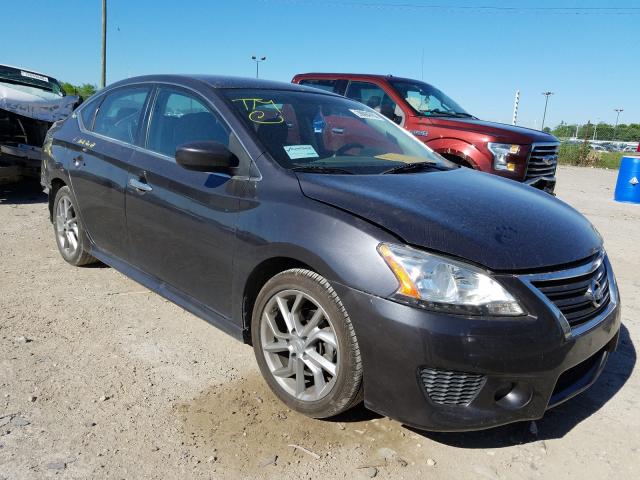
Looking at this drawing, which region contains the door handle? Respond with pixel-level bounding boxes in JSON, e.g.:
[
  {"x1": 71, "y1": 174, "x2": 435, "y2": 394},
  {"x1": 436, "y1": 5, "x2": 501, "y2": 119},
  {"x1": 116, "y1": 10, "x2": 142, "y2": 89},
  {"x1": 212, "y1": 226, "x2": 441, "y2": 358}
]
[
  {"x1": 73, "y1": 155, "x2": 84, "y2": 167},
  {"x1": 129, "y1": 177, "x2": 153, "y2": 193}
]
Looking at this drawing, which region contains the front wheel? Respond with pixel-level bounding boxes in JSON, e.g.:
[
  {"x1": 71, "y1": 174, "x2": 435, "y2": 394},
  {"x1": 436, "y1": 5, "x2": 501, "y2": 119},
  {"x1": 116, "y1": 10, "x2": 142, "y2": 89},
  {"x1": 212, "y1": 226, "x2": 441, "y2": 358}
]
[{"x1": 251, "y1": 269, "x2": 363, "y2": 418}]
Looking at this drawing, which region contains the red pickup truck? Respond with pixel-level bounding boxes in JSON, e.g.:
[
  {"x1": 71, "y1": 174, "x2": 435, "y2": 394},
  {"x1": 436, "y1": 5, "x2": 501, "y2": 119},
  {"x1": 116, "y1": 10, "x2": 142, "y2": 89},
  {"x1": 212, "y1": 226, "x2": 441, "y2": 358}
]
[{"x1": 292, "y1": 73, "x2": 559, "y2": 193}]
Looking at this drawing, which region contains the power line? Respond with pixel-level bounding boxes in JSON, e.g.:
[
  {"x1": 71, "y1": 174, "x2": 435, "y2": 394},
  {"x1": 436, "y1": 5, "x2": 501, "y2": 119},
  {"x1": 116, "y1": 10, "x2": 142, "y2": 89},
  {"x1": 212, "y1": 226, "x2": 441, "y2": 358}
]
[{"x1": 263, "y1": 0, "x2": 640, "y2": 15}]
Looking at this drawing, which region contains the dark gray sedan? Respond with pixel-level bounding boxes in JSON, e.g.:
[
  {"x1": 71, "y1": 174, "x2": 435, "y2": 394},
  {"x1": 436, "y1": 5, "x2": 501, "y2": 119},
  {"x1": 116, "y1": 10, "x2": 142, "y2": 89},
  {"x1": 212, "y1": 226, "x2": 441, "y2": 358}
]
[{"x1": 41, "y1": 75, "x2": 621, "y2": 431}]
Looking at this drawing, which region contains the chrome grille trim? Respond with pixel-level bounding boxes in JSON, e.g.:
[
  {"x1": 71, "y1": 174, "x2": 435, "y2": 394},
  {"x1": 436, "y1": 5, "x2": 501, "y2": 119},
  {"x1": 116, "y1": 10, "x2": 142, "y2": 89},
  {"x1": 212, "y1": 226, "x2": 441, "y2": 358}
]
[
  {"x1": 519, "y1": 252, "x2": 619, "y2": 339},
  {"x1": 525, "y1": 142, "x2": 560, "y2": 181}
]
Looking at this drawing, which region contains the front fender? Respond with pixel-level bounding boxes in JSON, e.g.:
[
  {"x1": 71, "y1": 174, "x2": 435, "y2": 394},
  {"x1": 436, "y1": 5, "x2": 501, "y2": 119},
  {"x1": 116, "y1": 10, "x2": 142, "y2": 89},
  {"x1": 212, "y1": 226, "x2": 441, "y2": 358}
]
[
  {"x1": 232, "y1": 193, "x2": 402, "y2": 326},
  {"x1": 426, "y1": 138, "x2": 491, "y2": 170}
]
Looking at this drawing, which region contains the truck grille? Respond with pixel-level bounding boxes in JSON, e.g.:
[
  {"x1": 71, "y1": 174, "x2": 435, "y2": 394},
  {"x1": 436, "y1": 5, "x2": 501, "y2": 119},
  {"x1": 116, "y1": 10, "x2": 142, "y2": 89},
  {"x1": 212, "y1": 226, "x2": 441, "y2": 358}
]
[
  {"x1": 526, "y1": 143, "x2": 559, "y2": 181},
  {"x1": 532, "y1": 260, "x2": 610, "y2": 328},
  {"x1": 420, "y1": 368, "x2": 485, "y2": 406}
]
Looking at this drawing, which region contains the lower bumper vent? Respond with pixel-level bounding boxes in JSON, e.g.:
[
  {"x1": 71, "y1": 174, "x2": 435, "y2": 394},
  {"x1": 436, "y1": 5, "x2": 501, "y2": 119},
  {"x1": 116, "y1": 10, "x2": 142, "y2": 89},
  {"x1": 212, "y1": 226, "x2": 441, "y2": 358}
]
[{"x1": 420, "y1": 368, "x2": 485, "y2": 406}]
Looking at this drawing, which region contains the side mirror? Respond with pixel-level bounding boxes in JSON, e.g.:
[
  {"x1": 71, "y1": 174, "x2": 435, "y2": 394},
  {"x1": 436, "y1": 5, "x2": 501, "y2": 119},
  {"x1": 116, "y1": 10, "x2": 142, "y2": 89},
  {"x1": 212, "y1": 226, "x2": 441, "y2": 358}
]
[{"x1": 175, "y1": 141, "x2": 238, "y2": 173}]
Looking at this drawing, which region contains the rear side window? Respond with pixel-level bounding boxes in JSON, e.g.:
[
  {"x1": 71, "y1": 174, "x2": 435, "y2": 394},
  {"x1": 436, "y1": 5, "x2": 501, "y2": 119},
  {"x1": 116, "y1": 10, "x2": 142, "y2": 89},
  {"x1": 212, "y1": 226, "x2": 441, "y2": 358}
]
[
  {"x1": 147, "y1": 88, "x2": 230, "y2": 158},
  {"x1": 298, "y1": 79, "x2": 338, "y2": 93},
  {"x1": 345, "y1": 81, "x2": 404, "y2": 125},
  {"x1": 79, "y1": 96, "x2": 102, "y2": 130},
  {"x1": 93, "y1": 87, "x2": 150, "y2": 144}
]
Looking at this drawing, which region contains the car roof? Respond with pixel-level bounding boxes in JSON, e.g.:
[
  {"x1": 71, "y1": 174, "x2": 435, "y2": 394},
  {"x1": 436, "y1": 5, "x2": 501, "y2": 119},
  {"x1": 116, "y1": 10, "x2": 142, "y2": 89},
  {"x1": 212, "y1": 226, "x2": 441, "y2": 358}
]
[
  {"x1": 293, "y1": 73, "x2": 419, "y2": 83},
  {"x1": 0, "y1": 64, "x2": 61, "y2": 82},
  {"x1": 108, "y1": 74, "x2": 339, "y2": 94}
]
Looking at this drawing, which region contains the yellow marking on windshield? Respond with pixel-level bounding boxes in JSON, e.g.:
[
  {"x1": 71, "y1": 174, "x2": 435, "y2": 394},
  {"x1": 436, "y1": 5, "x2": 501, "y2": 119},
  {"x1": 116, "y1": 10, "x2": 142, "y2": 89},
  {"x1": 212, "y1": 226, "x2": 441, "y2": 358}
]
[
  {"x1": 232, "y1": 98, "x2": 285, "y2": 124},
  {"x1": 375, "y1": 153, "x2": 423, "y2": 163}
]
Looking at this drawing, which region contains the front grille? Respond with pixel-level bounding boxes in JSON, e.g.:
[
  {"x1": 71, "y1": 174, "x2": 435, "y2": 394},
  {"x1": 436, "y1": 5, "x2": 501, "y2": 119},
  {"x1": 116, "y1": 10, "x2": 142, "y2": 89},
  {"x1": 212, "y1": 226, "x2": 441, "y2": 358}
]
[
  {"x1": 532, "y1": 261, "x2": 611, "y2": 328},
  {"x1": 526, "y1": 143, "x2": 559, "y2": 181},
  {"x1": 420, "y1": 368, "x2": 485, "y2": 406}
]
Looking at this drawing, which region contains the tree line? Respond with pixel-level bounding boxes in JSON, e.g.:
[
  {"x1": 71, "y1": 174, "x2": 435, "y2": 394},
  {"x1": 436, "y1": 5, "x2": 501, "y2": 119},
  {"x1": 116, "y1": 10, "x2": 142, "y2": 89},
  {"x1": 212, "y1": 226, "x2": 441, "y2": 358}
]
[
  {"x1": 61, "y1": 82, "x2": 97, "y2": 99},
  {"x1": 548, "y1": 121, "x2": 640, "y2": 142}
]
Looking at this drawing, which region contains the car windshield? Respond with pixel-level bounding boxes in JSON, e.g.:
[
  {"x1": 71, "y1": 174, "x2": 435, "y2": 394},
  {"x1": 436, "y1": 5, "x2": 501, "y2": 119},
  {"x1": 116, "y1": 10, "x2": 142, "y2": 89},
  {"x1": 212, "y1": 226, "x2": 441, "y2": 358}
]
[
  {"x1": 388, "y1": 79, "x2": 471, "y2": 118},
  {"x1": 0, "y1": 65, "x2": 64, "y2": 97},
  {"x1": 223, "y1": 89, "x2": 452, "y2": 174}
]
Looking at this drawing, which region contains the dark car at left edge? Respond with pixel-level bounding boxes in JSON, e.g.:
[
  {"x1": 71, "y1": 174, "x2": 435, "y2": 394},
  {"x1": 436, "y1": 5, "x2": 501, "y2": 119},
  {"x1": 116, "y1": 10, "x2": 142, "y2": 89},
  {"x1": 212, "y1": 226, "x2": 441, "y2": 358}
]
[{"x1": 41, "y1": 75, "x2": 621, "y2": 432}]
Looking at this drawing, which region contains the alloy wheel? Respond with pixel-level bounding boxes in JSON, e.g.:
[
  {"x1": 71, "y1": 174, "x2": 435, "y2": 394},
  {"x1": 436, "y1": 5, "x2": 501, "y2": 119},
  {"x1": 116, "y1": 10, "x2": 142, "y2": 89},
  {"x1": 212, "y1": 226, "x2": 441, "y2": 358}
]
[
  {"x1": 260, "y1": 289, "x2": 339, "y2": 402},
  {"x1": 56, "y1": 196, "x2": 79, "y2": 257}
]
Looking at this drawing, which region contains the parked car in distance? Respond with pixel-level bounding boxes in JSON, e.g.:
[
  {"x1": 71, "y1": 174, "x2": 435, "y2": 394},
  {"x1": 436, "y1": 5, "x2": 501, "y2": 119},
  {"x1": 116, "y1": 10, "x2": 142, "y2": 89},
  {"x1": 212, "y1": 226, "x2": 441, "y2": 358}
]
[
  {"x1": 42, "y1": 75, "x2": 620, "y2": 432},
  {"x1": 292, "y1": 73, "x2": 560, "y2": 193},
  {"x1": 0, "y1": 64, "x2": 80, "y2": 182}
]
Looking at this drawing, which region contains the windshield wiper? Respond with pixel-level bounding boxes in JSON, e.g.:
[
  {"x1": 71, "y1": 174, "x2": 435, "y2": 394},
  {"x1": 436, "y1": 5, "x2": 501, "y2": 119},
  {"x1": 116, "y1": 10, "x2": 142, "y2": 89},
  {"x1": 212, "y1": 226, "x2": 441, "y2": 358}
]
[
  {"x1": 291, "y1": 165, "x2": 354, "y2": 175},
  {"x1": 381, "y1": 161, "x2": 441, "y2": 174},
  {"x1": 419, "y1": 108, "x2": 454, "y2": 116}
]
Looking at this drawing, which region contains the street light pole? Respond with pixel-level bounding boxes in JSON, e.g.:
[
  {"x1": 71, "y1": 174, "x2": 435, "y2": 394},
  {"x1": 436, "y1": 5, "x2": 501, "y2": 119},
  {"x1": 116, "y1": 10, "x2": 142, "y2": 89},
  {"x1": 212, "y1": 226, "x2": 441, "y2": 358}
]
[
  {"x1": 101, "y1": 0, "x2": 107, "y2": 88},
  {"x1": 541, "y1": 91, "x2": 554, "y2": 131},
  {"x1": 251, "y1": 55, "x2": 267, "y2": 79},
  {"x1": 614, "y1": 108, "x2": 624, "y2": 141}
]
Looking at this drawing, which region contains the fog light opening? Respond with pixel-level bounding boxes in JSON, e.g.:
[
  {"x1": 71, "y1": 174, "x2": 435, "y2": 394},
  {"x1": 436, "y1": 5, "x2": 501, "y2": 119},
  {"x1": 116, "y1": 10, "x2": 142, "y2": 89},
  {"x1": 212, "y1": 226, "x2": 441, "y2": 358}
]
[{"x1": 494, "y1": 382, "x2": 533, "y2": 410}]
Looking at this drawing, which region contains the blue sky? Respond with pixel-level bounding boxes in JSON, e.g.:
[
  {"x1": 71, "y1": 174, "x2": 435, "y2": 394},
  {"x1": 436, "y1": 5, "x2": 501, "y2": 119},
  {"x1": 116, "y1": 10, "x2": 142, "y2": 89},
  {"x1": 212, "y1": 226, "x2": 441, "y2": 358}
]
[{"x1": 1, "y1": 0, "x2": 638, "y2": 129}]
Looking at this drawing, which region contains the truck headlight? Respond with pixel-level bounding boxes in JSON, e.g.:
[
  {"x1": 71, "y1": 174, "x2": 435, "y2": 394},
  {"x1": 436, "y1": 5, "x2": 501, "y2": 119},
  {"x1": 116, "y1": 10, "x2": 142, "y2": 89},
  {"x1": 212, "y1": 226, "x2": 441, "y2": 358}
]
[
  {"x1": 378, "y1": 243, "x2": 524, "y2": 316},
  {"x1": 488, "y1": 142, "x2": 520, "y2": 172}
]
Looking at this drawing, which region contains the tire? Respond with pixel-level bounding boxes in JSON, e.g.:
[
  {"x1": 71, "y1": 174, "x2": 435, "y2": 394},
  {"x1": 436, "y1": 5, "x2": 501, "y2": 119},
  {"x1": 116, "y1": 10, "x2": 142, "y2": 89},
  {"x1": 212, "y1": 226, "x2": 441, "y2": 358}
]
[
  {"x1": 52, "y1": 186, "x2": 97, "y2": 267},
  {"x1": 251, "y1": 268, "x2": 363, "y2": 418}
]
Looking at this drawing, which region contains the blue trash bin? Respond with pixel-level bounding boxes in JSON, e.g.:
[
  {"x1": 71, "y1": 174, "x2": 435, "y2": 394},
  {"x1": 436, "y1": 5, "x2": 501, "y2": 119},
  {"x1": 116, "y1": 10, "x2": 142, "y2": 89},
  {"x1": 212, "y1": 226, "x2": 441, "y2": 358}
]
[{"x1": 614, "y1": 156, "x2": 640, "y2": 204}]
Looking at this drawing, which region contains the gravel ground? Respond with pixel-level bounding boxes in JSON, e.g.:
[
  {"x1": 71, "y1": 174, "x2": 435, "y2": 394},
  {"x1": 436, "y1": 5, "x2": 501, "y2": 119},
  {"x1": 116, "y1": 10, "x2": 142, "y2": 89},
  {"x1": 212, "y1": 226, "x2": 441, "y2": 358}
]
[{"x1": 1, "y1": 166, "x2": 638, "y2": 479}]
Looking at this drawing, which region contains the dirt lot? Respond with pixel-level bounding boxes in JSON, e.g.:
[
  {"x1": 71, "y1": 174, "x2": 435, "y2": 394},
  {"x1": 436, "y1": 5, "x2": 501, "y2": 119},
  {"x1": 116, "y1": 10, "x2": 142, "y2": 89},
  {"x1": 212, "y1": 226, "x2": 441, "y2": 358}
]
[{"x1": 1, "y1": 166, "x2": 639, "y2": 479}]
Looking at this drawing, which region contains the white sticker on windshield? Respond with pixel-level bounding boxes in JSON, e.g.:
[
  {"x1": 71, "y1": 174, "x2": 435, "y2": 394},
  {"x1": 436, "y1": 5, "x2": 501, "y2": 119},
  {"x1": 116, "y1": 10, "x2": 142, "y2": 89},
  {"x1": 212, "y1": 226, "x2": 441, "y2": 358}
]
[
  {"x1": 20, "y1": 71, "x2": 49, "y2": 82},
  {"x1": 284, "y1": 145, "x2": 319, "y2": 160},
  {"x1": 349, "y1": 109, "x2": 384, "y2": 121}
]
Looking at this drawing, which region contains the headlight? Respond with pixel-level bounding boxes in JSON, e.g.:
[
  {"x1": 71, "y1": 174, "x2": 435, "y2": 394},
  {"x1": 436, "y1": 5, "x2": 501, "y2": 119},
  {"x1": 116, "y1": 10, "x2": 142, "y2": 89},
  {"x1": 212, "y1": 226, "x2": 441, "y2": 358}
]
[
  {"x1": 487, "y1": 142, "x2": 520, "y2": 172},
  {"x1": 378, "y1": 243, "x2": 524, "y2": 316}
]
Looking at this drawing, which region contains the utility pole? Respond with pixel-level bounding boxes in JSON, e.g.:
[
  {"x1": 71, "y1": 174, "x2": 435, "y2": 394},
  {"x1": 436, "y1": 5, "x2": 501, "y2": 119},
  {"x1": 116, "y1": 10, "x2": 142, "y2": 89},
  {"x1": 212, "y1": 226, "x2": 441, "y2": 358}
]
[
  {"x1": 614, "y1": 108, "x2": 624, "y2": 140},
  {"x1": 251, "y1": 55, "x2": 266, "y2": 79},
  {"x1": 101, "y1": 0, "x2": 107, "y2": 88},
  {"x1": 512, "y1": 89, "x2": 520, "y2": 125},
  {"x1": 541, "y1": 91, "x2": 553, "y2": 131}
]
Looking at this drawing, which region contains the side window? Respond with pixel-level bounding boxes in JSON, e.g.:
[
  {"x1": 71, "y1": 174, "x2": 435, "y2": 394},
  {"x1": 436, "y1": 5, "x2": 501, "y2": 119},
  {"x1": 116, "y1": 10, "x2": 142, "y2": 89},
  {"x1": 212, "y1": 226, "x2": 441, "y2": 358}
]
[
  {"x1": 345, "y1": 81, "x2": 404, "y2": 125},
  {"x1": 93, "y1": 87, "x2": 149, "y2": 143},
  {"x1": 79, "y1": 96, "x2": 102, "y2": 131},
  {"x1": 298, "y1": 79, "x2": 338, "y2": 93},
  {"x1": 147, "y1": 88, "x2": 230, "y2": 158}
]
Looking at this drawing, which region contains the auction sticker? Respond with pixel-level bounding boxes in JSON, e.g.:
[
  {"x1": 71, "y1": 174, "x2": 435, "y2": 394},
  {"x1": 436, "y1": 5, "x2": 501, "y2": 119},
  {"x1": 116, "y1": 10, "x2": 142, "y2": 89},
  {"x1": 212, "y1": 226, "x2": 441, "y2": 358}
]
[
  {"x1": 349, "y1": 109, "x2": 383, "y2": 120},
  {"x1": 21, "y1": 71, "x2": 49, "y2": 82},
  {"x1": 284, "y1": 145, "x2": 319, "y2": 160}
]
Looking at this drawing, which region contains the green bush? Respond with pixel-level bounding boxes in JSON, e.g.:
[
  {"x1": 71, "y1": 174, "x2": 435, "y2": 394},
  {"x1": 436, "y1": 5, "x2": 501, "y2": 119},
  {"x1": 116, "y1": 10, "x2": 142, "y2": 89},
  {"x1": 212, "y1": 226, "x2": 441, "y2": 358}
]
[{"x1": 557, "y1": 144, "x2": 626, "y2": 169}]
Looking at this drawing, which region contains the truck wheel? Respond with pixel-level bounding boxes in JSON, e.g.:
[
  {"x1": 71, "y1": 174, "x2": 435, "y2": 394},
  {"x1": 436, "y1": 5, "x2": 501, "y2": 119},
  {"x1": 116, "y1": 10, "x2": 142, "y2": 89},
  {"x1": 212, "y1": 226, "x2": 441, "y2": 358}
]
[
  {"x1": 53, "y1": 186, "x2": 97, "y2": 266},
  {"x1": 252, "y1": 269, "x2": 363, "y2": 418}
]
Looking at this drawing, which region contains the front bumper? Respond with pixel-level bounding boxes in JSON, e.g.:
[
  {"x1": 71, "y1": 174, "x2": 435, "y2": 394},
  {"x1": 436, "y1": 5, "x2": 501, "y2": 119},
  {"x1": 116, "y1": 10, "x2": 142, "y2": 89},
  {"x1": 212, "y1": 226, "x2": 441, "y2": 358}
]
[
  {"x1": 333, "y1": 258, "x2": 621, "y2": 432},
  {"x1": 525, "y1": 175, "x2": 556, "y2": 194}
]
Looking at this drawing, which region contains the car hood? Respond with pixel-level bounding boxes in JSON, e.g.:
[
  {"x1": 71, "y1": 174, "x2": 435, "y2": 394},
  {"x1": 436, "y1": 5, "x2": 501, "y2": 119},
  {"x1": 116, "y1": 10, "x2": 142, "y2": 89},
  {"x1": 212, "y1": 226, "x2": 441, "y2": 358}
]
[
  {"x1": 422, "y1": 117, "x2": 557, "y2": 144},
  {"x1": 297, "y1": 168, "x2": 601, "y2": 271}
]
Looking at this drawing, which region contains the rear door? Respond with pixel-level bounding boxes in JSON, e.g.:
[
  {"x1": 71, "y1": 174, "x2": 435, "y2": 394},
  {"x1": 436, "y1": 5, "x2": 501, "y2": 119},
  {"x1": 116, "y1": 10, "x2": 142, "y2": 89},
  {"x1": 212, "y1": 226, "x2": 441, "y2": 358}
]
[
  {"x1": 125, "y1": 85, "x2": 244, "y2": 318},
  {"x1": 69, "y1": 85, "x2": 151, "y2": 260}
]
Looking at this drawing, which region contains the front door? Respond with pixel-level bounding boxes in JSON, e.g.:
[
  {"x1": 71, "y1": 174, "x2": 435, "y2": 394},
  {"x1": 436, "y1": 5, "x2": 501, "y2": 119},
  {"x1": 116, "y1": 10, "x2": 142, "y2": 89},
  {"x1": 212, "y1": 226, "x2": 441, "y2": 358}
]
[
  {"x1": 68, "y1": 85, "x2": 151, "y2": 260},
  {"x1": 125, "y1": 86, "x2": 243, "y2": 318}
]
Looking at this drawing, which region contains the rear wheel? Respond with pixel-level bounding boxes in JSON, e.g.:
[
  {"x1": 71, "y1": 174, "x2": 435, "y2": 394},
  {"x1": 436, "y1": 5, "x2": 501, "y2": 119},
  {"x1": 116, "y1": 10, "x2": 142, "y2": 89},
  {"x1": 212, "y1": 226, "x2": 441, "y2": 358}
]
[
  {"x1": 53, "y1": 186, "x2": 97, "y2": 266},
  {"x1": 251, "y1": 269, "x2": 363, "y2": 418}
]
